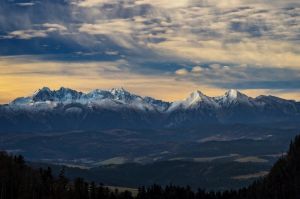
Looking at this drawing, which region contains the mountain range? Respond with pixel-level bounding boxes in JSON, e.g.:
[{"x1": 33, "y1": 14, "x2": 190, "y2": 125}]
[{"x1": 0, "y1": 87, "x2": 299, "y2": 132}]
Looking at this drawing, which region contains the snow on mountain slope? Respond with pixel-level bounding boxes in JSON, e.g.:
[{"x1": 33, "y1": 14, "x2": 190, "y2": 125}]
[
  {"x1": 214, "y1": 89, "x2": 257, "y2": 107},
  {"x1": 1, "y1": 87, "x2": 300, "y2": 131},
  {"x1": 6, "y1": 87, "x2": 300, "y2": 114},
  {"x1": 167, "y1": 90, "x2": 219, "y2": 112},
  {"x1": 255, "y1": 95, "x2": 299, "y2": 114},
  {"x1": 9, "y1": 87, "x2": 170, "y2": 112}
]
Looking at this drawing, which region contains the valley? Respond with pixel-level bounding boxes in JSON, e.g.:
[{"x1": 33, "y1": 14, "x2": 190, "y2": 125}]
[
  {"x1": 0, "y1": 87, "x2": 299, "y2": 190},
  {"x1": 1, "y1": 124, "x2": 299, "y2": 190}
]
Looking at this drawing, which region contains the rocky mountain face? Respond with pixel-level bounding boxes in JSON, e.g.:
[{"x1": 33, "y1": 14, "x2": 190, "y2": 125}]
[{"x1": 0, "y1": 87, "x2": 299, "y2": 132}]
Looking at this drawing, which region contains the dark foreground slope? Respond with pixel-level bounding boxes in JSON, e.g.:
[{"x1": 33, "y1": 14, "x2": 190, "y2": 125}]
[
  {"x1": 1, "y1": 135, "x2": 300, "y2": 199},
  {"x1": 246, "y1": 134, "x2": 300, "y2": 198}
]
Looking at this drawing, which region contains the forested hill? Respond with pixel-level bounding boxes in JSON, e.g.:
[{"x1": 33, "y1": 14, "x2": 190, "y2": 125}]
[
  {"x1": 1, "y1": 135, "x2": 300, "y2": 199},
  {"x1": 247, "y1": 134, "x2": 300, "y2": 199}
]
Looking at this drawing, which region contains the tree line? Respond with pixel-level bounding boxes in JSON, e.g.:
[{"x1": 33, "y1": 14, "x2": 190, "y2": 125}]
[{"x1": 1, "y1": 135, "x2": 300, "y2": 199}]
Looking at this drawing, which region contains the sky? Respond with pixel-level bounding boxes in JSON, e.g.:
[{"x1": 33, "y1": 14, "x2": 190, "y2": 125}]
[{"x1": 0, "y1": 0, "x2": 300, "y2": 103}]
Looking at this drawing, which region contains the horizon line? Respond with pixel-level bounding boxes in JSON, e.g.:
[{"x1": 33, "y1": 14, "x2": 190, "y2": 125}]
[{"x1": 1, "y1": 86, "x2": 299, "y2": 105}]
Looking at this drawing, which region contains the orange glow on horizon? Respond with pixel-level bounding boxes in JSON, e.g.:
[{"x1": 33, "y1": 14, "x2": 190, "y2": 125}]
[{"x1": 0, "y1": 58, "x2": 300, "y2": 104}]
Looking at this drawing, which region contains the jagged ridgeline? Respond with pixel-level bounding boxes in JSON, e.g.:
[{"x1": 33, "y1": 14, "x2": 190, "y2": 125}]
[
  {"x1": 0, "y1": 87, "x2": 300, "y2": 132},
  {"x1": 1, "y1": 135, "x2": 300, "y2": 199}
]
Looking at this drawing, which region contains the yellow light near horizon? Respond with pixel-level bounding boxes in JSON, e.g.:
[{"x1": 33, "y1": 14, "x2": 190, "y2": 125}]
[
  {"x1": 0, "y1": 58, "x2": 300, "y2": 104},
  {"x1": 1, "y1": 73, "x2": 300, "y2": 104}
]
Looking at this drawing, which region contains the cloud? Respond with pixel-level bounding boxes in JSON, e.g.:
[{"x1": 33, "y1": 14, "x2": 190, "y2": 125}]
[
  {"x1": 0, "y1": 56, "x2": 208, "y2": 103},
  {"x1": 175, "y1": 68, "x2": 189, "y2": 76},
  {"x1": 174, "y1": 63, "x2": 300, "y2": 91},
  {"x1": 3, "y1": 30, "x2": 48, "y2": 39},
  {"x1": 42, "y1": 23, "x2": 68, "y2": 32},
  {"x1": 1, "y1": 0, "x2": 300, "y2": 101},
  {"x1": 192, "y1": 66, "x2": 203, "y2": 73},
  {"x1": 0, "y1": 57, "x2": 124, "y2": 77},
  {"x1": 76, "y1": 0, "x2": 189, "y2": 8},
  {"x1": 78, "y1": 19, "x2": 138, "y2": 49},
  {"x1": 134, "y1": 0, "x2": 189, "y2": 8},
  {"x1": 1, "y1": 56, "x2": 300, "y2": 104},
  {"x1": 134, "y1": 1, "x2": 300, "y2": 68},
  {"x1": 16, "y1": 2, "x2": 35, "y2": 7},
  {"x1": 76, "y1": 0, "x2": 113, "y2": 7},
  {"x1": 151, "y1": 39, "x2": 300, "y2": 69},
  {"x1": 2, "y1": 24, "x2": 68, "y2": 39},
  {"x1": 210, "y1": 64, "x2": 222, "y2": 70},
  {"x1": 79, "y1": 20, "x2": 132, "y2": 35}
]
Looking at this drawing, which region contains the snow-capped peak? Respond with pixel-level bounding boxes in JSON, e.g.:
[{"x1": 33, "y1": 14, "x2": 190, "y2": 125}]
[
  {"x1": 186, "y1": 90, "x2": 209, "y2": 105},
  {"x1": 9, "y1": 87, "x2": 173, "y2": 112},
  {"x1": 10, "y1": 87, "x2": 292, "y2": 113},
  {"x1": 32, "y1": 87, "x2": 81, "y2": 102},
  {"x1": 32, "y1": 87, "x2": 55, "y2": 101},
  {"x1": 32, "y1": 87, "x2": 52, "y2": 98},
  {"x1": 34, "y1": 87, "x2": 51, "y2": 94},
  {"x1": 110, "y1": 87, "x2": 127, "y2": 94},
  {"x1": 224, "y1": 89, "x2": 249, "y2": 101},
  {"x1": 225, "y1": 89, "x2": 239, "y2": 100},
  {"x1": 85, "y1": 89, "x2": 112, "y2": 100},
  {"x1": 109, "y1": 87, "x2": 142, "y2": 102},
  {"x1": 188, "y1": 90, "x2": 219, "y2": 108},
  {"x1": 214, "y1": 89, "x2": 254, "y2": 106},
  {"x1": 167, "y1": 90, "x2": 219, "y2": 111}
]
